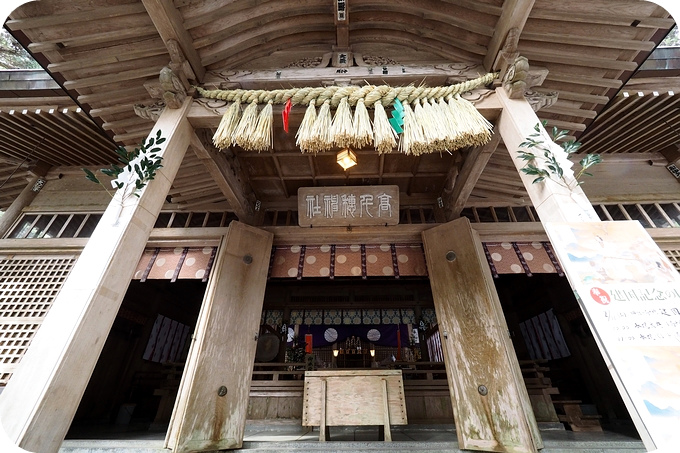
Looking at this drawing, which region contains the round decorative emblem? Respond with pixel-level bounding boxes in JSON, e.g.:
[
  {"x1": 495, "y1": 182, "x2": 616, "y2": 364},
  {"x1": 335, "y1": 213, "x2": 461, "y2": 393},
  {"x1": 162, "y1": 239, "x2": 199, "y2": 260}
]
[
  {"x1": 324, "y1": 327, "x2": 338, "y2": 343},
  {"x1": 367, "y1": 329, "x2": 381, "y2": 342}
]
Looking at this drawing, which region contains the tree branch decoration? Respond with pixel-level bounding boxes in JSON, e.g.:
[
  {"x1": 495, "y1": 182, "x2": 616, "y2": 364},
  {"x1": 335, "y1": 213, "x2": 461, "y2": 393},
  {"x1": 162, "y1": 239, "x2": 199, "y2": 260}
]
[
  {"x1": 83, "y1": 130, "x2": 165, "y2": 204},
  {"x1": 516, "y1": 122, "x2": 601, "y2": 189}
]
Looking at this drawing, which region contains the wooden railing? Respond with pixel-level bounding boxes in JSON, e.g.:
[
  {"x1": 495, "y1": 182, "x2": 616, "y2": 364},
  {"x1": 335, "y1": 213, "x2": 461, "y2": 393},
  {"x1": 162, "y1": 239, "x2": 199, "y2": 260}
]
[{"x1": 250, "y1": 361, "x2": 449, "y2": 398}]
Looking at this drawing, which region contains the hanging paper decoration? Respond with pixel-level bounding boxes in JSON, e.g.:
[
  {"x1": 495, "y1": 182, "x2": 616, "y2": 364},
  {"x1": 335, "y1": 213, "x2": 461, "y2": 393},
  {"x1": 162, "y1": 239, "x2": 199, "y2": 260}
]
[
  {"x1": 389, "y1": 99, "x2": 404, "y2": 134},
  {"x1": 197, "y1": 71, "x2": 496, "y2": 154},
  {"x1": 282, "y1": 98, "x2": 292, "y2": 134}
]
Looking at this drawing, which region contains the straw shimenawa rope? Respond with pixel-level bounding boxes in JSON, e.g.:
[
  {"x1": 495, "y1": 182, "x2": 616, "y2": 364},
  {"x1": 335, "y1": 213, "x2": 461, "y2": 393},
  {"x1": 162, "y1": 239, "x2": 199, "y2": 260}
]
[
  {"x1": 198, "y1": 72, "x2": 497, "y2": 153},
  {"x1": 197, "y1": 72, "x2": 495, "y2": 108}
]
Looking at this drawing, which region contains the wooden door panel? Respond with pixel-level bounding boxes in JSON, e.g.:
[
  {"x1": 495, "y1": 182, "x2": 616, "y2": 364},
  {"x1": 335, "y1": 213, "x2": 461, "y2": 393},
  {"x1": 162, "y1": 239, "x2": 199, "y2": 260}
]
[
  {"x1": 422, "y1": 217, "x2": 540, "y2": 453},
  {"x1": 165, "y1": 221, "x2": 273, "y2": 452}
]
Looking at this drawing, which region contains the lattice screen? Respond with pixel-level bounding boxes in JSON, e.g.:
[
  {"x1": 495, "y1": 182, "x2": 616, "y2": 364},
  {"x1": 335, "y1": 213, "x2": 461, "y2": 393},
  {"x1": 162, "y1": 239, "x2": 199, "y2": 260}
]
[
  {"x1": 0, "y1": 255, "x2": 77, "y2": 385},
  {"x1": 664, "y1": 250, "x2": 680, "y2": 271}
]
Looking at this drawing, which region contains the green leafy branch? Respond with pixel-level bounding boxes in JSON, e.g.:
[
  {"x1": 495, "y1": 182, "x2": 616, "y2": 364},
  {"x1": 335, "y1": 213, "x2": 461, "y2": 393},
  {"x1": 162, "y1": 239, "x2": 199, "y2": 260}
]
[
  {"x1": 83, "y1": 130, "x2": 166, "y2": 202},
  {"x1": 516, "y1": 122, "x2": 601, "y2": 189}
]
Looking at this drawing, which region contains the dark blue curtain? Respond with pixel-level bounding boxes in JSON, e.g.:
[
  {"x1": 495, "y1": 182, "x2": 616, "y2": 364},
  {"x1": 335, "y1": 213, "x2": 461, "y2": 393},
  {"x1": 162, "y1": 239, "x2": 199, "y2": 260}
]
[{"x1": 291, "y1": 324, "x2": 410, "y2": 348}]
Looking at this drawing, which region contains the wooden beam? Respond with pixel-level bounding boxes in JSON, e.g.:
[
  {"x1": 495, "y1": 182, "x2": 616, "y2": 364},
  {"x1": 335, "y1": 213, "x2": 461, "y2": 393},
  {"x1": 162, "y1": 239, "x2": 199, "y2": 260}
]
[
  {"x1": 541, "y1": 103, "x2": 598, "y2": 119},
  {"x1": 547, "y1": 72, "x2": 622, "y2": 89},
  {"x1": 520, "y1": 32, "x2": 655, "y2": 52},
  {"x1": 541, "y1": 118, "x2": 587, "y2": 132},
  {"x1": 622, "y1": 77, "x2": 680, "y2": 93},
  {"x1": 63, "y1": 66, "x2": 164, "y2": 91},
  {"x1": 520, "y1": 48, "x2": 638, "y2": 72},
  {"x1": 201, "y1": 63, "x2": 492, "y2": 91},
  {"x1": 141, "y1": 0, "x2": 206, "y2": 82},
  {"x1": 5, "y1": 3, "x2": 147, "y2": 30},
  {"x1": 444, "y1": 129, "x2": 502, "y2": 219},
  {"x1": 190, "y1": 130, "x2": 256, "y2": 224},
  {"x1": 28, "y1": 27, "x2": 158, "y2": 54},
  {"x1": 334, "y1": 0, "x2": 349, "y2": 49},
  {"x1": 47, "y1": 40, "x2": 168, "y2": 73},
  {"x1": 484, "y1": 0, "x2": 535, "y2": 71},
  {"x1": 528, "y1": 9, "x2": 674, "y2": 29},
  {"x1": 77, "y1": 86, "x2": 149, "y2": 105},
  {"x1": 536, "y1": 89, "x2": 609, "y2": 105}
]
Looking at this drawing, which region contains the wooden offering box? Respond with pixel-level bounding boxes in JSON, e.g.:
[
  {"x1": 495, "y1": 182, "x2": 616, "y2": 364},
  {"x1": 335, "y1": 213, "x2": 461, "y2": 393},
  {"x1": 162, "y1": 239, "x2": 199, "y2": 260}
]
[{"x1": 302, "y1": 369, "x2": 408, "y2": 441}]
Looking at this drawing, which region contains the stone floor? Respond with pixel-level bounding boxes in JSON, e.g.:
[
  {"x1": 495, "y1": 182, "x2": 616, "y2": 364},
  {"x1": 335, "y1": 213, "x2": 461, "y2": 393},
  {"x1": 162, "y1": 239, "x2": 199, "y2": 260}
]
[{"x1": 58, "y1": 420, "x2": 647, "y2": 453}]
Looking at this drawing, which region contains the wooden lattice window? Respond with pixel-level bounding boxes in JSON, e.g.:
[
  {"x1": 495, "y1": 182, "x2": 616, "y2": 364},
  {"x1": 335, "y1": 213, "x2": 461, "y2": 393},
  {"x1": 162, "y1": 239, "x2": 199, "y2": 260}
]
[
  {"x1": 6, "y1": 213, "x2": 102, "y2": 239},
  {"x1": 664, "y1": 250, "x2": 680, "y2": 272},
  {"x1": 0, "y1": 255, "x2": 77, "y2": 385}
]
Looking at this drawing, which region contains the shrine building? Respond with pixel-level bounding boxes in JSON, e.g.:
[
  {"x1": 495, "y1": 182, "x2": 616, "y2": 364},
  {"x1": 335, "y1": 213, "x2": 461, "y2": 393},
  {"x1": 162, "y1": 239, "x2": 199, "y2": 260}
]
[{"x1": 1, "y1": 1, "x2": 680, "y2": 452}]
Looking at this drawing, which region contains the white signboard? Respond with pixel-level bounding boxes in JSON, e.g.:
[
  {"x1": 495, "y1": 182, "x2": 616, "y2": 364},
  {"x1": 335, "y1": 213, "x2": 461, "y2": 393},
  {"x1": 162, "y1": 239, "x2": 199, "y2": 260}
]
[
  {"x1": 545, "y1": 221, "x2": 680, "y2": 451},
  {"x1": 297, "y1": 185, "x2": 399, "y2": 227}
]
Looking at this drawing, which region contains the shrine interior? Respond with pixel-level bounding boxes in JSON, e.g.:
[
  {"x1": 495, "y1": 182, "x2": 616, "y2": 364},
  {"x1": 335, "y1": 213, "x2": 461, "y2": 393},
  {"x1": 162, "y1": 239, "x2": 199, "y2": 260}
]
[{"x1": 68, "y1": 271, "x2": 634, "y2": 438}]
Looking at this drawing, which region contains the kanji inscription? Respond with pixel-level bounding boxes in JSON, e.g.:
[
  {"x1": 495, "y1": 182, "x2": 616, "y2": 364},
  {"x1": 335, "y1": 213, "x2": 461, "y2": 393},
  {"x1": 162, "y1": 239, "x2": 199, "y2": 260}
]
[{"x1": 298, "y1": 186, "x2": 399, "y2": 227}]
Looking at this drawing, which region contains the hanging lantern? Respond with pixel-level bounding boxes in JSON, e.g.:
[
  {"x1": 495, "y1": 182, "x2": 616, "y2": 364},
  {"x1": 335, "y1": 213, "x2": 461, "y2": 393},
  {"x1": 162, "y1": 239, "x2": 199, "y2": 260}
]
[{"x1": 336, "y1": 148, "x2": 357, "y2": 170}]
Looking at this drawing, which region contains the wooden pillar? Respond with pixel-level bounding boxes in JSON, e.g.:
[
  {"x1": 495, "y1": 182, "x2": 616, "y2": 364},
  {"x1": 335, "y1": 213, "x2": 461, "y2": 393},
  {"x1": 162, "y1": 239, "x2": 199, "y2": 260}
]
[
  {"x1": 423, "y1": 217, "x2": 541, "y2": 453},
  {"x1": 165, "y1": 221, "x2": 273, "y2": 453},
  {"x1": 0, "y1": 163, "x2": 50, "y2": 237},
  {"x1": 496, "y1": 87, "x2": 600, "y2": 223},
  {"x1": 0, "y1": 99, "x2": 193, "y2": 453}
]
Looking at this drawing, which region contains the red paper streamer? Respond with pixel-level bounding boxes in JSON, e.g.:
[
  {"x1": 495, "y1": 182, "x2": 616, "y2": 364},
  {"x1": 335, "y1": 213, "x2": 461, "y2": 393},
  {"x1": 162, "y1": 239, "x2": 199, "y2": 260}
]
[
  {"x1": 282, "y1": 98, "x2": 292, "y2": 133},
  {"x1": 305, "y1": 333, "x2": 313, "y2": 354}
]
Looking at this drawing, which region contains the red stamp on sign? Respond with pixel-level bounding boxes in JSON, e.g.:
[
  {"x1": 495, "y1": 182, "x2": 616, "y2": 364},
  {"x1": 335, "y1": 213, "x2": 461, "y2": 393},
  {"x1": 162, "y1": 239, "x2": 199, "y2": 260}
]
[{"x1": 590, "y1": 287, "x2": 611, "y2": 305}]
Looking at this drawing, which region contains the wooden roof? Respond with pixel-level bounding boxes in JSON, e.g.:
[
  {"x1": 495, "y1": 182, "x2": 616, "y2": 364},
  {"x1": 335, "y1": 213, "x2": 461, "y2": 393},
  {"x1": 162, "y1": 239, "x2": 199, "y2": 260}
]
[{"x1": 1, "y1": 0, "x2": 677, "y2": 213}]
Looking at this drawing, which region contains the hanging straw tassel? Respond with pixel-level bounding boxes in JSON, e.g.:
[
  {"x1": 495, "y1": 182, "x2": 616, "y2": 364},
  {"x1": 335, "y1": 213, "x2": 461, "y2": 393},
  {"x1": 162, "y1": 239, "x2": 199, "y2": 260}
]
[
  {"x1": 446, "y1": 96, "x2": 474, "y2": 149},
  {"x1": 454, "y1": 94, "x2": 493, "y2": 146},
  {"x1": 296, "y1": 100, "x2": 317, "y2": 153},
  {"x1": 415, "y1": 99, "x2": 433, "y2": 147},
  {"x1": 399, "y1": 101, "x2": 426, "y2": 156},
  {"x1": 439, "y1": 97, "x2": 463, "y2": 151},
  {"x1": 249, "y1": 100, "x2": 273, "y2": 152},
  {"x1": 414, "y1": 99, "x2": 440, "y2": 153},
  {"x1": 352, "y1": 98, "x2": 373, "y2": 149},
  {"x1": 212, "y1": 100, "x2": 241, "y2": 149},
  {"x1": 233, "y1": 100, "x2": 259, "y2": 150},
  {"x1": 425, "y1": 98, "x2": 448, "y2": 150},
  {"x1": 373, "y1": 101, "x2": 397, "y2": 154},
  {"x1": 330, "y1": 97, "x2": 354, "y2": 149},
  {"x1": 310, "y1": 100, "x2": 333, "y2": 153}
]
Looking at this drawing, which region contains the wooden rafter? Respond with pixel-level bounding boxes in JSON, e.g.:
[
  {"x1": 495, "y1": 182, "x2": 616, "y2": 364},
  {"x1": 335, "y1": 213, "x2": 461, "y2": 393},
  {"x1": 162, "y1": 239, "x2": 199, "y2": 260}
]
[
  {"x1": 190, "y1": 130, "x2": 256, "y2": 223},
  {"x1": 483, "y1": 0, "x2": 535, "y2": 71},
  {"x1": 141, "y1": 0, "x2": 206, "y2": 82},
  {"x1": 191, "y1": 6, "x2": 332, "y2": 49},
  {"x1": 443, "y1": 127, "x2": 503, "y2": 220},
  {"x1": 6, "y1": 3, "x2": 148, "y2": 30}
]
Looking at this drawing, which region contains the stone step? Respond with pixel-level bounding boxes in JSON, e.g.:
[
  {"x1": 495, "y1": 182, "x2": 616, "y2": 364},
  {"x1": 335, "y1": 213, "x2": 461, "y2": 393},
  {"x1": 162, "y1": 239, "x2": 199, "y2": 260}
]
[{"x1": 58, "y1": 424, "x2": 646, "y2": 453}]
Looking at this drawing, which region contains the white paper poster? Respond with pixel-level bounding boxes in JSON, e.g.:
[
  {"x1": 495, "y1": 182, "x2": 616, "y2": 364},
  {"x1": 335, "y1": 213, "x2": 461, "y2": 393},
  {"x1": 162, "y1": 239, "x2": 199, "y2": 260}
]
[{"x1": 545, "y1": 221, "x2": 680, "y2": 451}]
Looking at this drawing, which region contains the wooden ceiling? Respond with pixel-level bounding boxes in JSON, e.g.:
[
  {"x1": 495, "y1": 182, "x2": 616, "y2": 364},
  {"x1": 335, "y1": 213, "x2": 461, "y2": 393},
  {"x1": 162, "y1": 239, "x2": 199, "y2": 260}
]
[{"x1": 0, "y1": 0, "x2": 676, "y2": 213}]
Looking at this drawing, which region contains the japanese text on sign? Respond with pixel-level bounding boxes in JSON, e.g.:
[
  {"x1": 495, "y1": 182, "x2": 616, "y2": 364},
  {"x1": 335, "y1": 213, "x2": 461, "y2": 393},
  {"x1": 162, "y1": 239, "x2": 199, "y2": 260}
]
[
  {"x1": 298, "y1": 186, "x2": 399, "y2": 227},
  {"x1": 589, "y1": 286, "x2": 680, "y2": 346}
]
